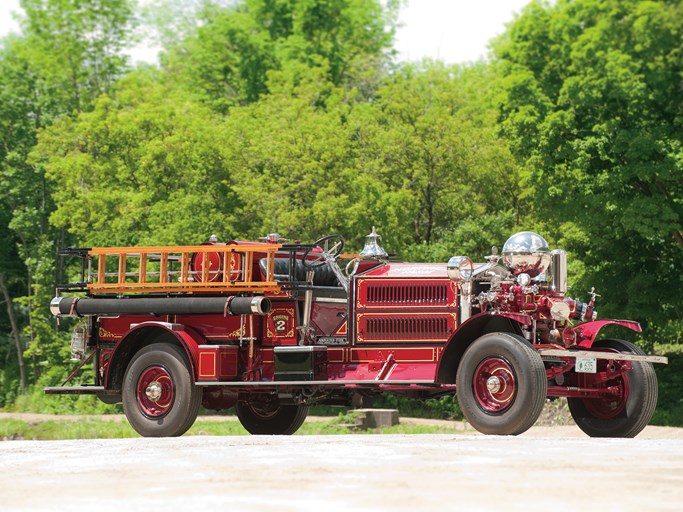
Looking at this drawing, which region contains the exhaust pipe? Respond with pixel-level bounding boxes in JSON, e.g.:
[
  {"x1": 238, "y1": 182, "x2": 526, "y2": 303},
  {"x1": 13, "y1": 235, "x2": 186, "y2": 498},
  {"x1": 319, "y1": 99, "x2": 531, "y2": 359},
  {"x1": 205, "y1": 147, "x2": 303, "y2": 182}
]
[
  {"x1": 550, "y1": 249, "x2": 567, "y2": 294},
  {"x1": 51, "y1": 296, "x2": 271, "y2": 317}
]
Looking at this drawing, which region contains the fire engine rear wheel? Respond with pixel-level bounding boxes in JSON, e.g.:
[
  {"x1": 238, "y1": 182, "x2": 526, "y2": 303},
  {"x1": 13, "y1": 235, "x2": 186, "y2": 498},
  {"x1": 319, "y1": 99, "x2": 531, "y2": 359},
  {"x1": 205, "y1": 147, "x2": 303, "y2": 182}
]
[
  {"x1": 567, "y1": 339, "x2": 658, "y2": 438},
  {"x1": 122, "y1": 343, "x2": 201, "y2": 437},
  {"x1": 456, "y1": 333, "x2": 547, "y2": 436},
  {"x1": 235, "y1": 396, "x2": 309, "y2": 435}
]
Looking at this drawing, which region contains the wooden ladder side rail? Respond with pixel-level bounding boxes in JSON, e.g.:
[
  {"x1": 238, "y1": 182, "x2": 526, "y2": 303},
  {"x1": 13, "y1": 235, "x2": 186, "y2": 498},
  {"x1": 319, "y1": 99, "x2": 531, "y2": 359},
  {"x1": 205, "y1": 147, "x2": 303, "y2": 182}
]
[
  {"x1": 139, "y1": 253, "x2": 147, "y2": 285},
  {"x1": 87, "y1": 244, "x2": 281, "y2": 295},
  {"x1": 159, "y1": 253, "x2": 169, "y2": 284}
]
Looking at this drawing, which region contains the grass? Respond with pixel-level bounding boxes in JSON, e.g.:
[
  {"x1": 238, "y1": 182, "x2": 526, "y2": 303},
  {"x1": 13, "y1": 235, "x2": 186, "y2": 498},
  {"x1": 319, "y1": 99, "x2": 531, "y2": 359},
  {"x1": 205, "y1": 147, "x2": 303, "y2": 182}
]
[
  {"x1": 0, "y1": 414, "x2": 461, "y2": 441},
  {"x1": 1, "y1": 418, "x2": 138, "y2": 440}
]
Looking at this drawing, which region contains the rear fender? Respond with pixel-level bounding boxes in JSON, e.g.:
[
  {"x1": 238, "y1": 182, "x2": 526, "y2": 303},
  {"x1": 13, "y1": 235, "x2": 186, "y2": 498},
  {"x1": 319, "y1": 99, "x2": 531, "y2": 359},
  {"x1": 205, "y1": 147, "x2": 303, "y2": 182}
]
[
  {"x1": 568, "y1": 320, "x2": 642, "y2": 348},
  {"x1": 104, "y1": 322, "x2": 203, "y2": 392},
  {"x1": 435, "y1": 312, "x2": 530, "y2": 384}
]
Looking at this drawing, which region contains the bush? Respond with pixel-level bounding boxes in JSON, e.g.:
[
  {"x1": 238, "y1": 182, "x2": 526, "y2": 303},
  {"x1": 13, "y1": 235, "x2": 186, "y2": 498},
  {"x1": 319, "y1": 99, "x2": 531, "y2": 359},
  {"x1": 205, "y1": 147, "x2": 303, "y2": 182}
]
[
  {"x1": 651, "y1": 350, "x2": 683, "y2": 427},
  {"x1": 370, "y1": 394, "x2": 463, "y2": 420}
]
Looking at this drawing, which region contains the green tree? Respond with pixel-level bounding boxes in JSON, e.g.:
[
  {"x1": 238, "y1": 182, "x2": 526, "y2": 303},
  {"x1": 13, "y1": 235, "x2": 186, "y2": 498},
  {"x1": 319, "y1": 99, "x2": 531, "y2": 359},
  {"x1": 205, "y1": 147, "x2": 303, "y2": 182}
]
[
  {"x1": 246, "y1": 0, "x2": 398, "y2": 84},
  {"x1": 349, "y1": 61, "x2": 520, "y2": 255},
  {"x1": 0, "y1": 0, "x2": 137, "y2": 397},
  {"x1": 42, "y1": 70, "x2": 241, "y2": 248},
  {"x1": 162, "y1": 0, "x2": 398, "y2": 112},
  {"x1": 217, "y1": 65, "x2": 375, "y2": 247},
  {"x1": 214, "y1": 61, "x2": 519, "y2": 257},
  {"x1": 19, "y1": 0, "x2": 136, "y2": 114},
  {"x1": 494, "y1": 0, "x2": 683, "y2": 340}
]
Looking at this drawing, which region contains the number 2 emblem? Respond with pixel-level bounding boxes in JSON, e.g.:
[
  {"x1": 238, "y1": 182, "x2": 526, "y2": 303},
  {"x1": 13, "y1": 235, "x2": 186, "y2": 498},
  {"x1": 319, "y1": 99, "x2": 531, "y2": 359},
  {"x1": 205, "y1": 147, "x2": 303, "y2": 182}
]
[{"x1": 269, "y1": 310, "x2": 294, "y2": 338}]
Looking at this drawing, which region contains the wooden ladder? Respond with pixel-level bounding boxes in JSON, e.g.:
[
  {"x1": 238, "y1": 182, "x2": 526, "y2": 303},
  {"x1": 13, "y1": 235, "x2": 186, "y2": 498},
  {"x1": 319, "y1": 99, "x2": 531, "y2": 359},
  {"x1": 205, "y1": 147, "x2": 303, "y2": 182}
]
[{"x1": 87, "y1": 244, "x2": 281, "y2": 294}]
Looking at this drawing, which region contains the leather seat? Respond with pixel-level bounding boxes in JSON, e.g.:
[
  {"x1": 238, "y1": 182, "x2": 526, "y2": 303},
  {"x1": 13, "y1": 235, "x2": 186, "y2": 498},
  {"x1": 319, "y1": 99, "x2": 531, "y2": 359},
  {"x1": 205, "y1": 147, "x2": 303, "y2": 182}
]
[{"x1": 259, "y1": 258, "x2": 340, "y2": 287}]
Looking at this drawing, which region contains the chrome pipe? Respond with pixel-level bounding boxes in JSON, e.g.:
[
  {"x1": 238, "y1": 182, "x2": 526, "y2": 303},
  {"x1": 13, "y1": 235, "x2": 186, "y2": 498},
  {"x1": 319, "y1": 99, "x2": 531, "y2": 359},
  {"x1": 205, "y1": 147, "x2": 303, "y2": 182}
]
[{"x1": 550, "y1": 249, "x2": 567, "y2": 294}]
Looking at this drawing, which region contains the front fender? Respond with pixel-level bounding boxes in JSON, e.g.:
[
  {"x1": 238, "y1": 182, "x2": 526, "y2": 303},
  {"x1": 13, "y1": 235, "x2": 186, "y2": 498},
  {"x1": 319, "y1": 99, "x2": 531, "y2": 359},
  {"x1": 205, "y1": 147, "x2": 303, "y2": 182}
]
[
  {"x1": 435, "y1": 312, "x2": 529, "y2": 384},
  {"x1": 567, "y1": 319, "x2": 642, "y2": 348}
]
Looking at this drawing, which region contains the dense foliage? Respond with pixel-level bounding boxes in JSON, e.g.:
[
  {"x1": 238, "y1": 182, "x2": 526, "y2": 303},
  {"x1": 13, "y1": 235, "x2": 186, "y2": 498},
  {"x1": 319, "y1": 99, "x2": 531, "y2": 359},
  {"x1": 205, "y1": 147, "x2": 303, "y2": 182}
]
[
  {"x1": 493, "y1": 0, "x2": 683, "y2": 342},
  {"x1": 0, "y1": 0, "x2": 681, "y2": 414}
]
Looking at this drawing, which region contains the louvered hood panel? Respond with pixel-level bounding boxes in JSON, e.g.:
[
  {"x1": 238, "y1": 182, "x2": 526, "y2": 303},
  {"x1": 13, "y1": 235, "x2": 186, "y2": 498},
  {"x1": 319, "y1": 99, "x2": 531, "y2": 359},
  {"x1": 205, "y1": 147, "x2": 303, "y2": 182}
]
[
  {"x1": 358, "y1": 314, "x2": 455, "y2": 343},
  {"x1": 354, "y1": 277, "x2": 458, "y2": 344},
  {"x1": 356, "y1": 279, "x2": 457, "y2": 309}
]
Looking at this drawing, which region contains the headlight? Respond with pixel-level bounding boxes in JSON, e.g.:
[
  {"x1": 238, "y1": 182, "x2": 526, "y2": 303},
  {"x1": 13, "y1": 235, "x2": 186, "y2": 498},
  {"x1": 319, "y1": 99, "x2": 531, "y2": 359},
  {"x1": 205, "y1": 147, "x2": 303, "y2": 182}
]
[{"x1": 447, "y1": 256, "x2": 473, "y2": 283}]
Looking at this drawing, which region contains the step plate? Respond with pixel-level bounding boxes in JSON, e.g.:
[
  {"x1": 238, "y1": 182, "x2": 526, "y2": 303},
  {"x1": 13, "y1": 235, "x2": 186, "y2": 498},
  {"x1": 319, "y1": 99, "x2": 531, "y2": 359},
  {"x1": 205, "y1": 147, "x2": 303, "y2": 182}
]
[{"x1": 44, "y1": 385, "x2": 105, "y2": 395}]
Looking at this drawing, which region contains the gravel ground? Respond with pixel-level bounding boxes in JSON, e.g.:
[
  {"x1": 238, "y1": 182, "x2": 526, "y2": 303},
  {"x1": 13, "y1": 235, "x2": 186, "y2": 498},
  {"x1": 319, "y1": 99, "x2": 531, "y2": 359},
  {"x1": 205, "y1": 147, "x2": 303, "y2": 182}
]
[
  {"x1": 1, "y1": 433, "x2": 682, "y2": 512},
  {"x1": 1, "y1": 412, "x2": 682, "y2": 511}
]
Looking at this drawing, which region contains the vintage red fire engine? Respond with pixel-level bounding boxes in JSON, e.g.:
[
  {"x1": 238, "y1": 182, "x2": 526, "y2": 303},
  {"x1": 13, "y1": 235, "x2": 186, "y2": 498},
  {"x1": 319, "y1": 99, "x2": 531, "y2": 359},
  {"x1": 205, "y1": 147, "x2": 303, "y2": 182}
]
[{"x1": 47, "y1": 229, "x2": 667, "y2": 437}]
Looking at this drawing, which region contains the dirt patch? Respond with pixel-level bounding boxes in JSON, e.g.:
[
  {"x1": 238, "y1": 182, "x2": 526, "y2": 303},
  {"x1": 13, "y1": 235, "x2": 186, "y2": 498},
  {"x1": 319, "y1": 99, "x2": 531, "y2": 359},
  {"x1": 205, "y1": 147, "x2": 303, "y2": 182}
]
[{"x1": 535, "y1": 397, "x2": 575, "y2": 426}]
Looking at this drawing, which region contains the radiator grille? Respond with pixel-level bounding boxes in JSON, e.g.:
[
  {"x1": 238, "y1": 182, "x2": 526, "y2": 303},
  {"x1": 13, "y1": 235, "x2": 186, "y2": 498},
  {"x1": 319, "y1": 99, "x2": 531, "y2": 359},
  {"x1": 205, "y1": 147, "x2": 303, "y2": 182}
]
[
  {"x1": 365, "y1": 282, "x2": 450, "y2": 306},
  {"x1": 365, "y1": 316, "x2": 449, "y2": 340}
]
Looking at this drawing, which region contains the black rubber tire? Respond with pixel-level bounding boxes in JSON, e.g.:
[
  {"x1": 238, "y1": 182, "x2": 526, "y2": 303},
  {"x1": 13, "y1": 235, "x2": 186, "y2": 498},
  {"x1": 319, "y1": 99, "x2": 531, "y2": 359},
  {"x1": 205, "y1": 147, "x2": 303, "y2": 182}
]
[
  {"x1": 568, "y1": 339, "x2": 658, "y2": 438},
  {"x1": 122, "y1": 343, "x2": 201, "y2": 437},
  {"x1": 456, "y1": 332, "x2": 547, "y2": 436},
  {"x1": 236, "y1": 397, "x2": 309, "y2": 435}
]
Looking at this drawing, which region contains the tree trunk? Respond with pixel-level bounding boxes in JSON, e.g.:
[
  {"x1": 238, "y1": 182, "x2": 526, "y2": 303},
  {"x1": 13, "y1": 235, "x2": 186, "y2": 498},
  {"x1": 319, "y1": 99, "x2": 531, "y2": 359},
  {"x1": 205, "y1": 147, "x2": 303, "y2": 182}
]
[
  {"x1": 673, "y1": 230, "x2": 683, "y2": 250},
  {"x1": 0, "y1": 274, "x2": 26, "y2": 394}
]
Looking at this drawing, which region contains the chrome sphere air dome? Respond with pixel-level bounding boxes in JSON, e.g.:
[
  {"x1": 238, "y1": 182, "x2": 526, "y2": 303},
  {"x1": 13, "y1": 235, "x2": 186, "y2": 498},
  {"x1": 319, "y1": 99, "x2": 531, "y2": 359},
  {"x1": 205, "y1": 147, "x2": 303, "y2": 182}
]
[{"x1": 501, "y1": 231, "x2": 551, "y2": 277}]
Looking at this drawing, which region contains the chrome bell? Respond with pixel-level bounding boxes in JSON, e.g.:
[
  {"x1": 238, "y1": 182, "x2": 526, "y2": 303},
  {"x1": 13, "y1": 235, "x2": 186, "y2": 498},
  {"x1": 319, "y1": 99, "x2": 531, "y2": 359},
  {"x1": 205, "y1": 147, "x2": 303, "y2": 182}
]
[{"x1": 359, "y1": 227, "x2": 388, "y2": 259}]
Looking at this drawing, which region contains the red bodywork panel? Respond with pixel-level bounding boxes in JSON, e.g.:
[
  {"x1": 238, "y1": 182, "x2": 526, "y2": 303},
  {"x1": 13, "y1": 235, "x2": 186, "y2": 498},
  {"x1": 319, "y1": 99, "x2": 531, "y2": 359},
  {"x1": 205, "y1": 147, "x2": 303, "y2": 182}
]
[
  {"x1": 360, "y1": 262, "x2": 450, "y2": 279},
  {"x1": 354, "y1": 263, "x2": 458, "y2": 348}
]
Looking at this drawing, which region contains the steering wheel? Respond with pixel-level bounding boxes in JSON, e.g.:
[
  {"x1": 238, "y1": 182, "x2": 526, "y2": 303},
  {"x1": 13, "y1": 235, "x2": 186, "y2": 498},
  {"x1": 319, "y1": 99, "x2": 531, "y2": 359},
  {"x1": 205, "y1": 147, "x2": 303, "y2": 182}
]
[{"x1": 301, "y1": 234, "x2": 345, "y2": 269}]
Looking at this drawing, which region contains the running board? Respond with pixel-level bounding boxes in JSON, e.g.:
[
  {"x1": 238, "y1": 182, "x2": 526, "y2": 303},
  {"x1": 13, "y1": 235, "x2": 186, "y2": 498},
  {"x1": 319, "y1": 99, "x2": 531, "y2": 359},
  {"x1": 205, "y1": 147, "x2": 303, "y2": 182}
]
[
  {"x1": 539, "y1": 349, "x2": 668, "y2": 364},
  {"x1": 44, "y1": 381, "x2": 445, "y2": 394},
  {"x1": 44, "y1": 385, "x2": 105, "y2": 395}
]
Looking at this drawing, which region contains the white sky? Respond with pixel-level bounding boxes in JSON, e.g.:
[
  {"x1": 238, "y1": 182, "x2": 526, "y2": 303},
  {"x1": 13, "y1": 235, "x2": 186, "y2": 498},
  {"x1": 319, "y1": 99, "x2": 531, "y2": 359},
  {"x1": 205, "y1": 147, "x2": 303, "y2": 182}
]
[
  {"x1": 395, "y1": 0, "x2": 530, "y2": 63},
  {"x1": 0, "y1": 0, "x2": 531, "y2": 64}
]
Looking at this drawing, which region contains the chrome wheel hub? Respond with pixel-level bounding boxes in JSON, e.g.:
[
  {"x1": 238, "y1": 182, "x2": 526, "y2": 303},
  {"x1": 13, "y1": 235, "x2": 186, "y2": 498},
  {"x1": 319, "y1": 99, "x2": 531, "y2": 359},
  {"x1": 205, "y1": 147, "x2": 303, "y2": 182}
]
[
  {"x1": 145, "y1": 381, "x2": 162, "y2": 402},
  {"x1": 486, "y1": 376, "x2": 502, "y2": 394}
]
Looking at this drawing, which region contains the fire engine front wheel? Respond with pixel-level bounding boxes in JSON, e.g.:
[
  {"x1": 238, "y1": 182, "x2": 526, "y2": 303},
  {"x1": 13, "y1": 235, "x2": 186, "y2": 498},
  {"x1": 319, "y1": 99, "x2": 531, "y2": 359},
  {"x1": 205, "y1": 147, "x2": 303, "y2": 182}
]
[
  {"x1": 122, "y1": 343, "x2": 202, "y2": 437},
  {"x1": 456, "y1": 333, "x2": 547, "y2": 436},
  {"x1": 235, "y1": 396, "x2": 309, "y2": 435},
  {"x1": 567, "y1": 339, "x2": 658, "y2": 438}
]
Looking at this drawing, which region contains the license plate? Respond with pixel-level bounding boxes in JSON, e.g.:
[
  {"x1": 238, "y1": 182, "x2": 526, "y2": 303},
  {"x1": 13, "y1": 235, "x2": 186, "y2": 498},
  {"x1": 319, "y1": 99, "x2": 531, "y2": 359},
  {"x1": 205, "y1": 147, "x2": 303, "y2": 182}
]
[{"x1": 576, "y1": 357, "x2": 597, "y2": 373}]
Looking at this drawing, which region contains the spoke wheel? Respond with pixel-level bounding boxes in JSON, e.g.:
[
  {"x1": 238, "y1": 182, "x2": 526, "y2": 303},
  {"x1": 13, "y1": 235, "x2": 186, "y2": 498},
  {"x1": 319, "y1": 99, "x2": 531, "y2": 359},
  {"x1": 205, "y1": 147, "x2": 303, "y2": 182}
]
[
  {"x1": 236, "y1": 396, "x2": 309, "y2": 435},
  {"x1": 582, "y1": 374, "x2": 629, "y2": 420},
  {"x1": 568, "y1": 339, "x2": 657, "y2": 438},
  {"x1": 123, "y1": 343, "x2": 201, "y2": 437},
  {"x1": 473, "y1": 357, "x2": 517, "y2": 413},
  {"x1": 136, "y1": 366, "x2": 175, "y2": 418},
  {"x1": 456, "y1": 332, "x2": 547, "y2": 436}
]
